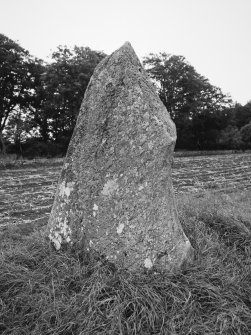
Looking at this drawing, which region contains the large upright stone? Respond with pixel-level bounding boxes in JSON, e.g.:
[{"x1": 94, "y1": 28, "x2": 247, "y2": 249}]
[{"x1": 48, "y1": 42, "x2": 193, "y2": 272}]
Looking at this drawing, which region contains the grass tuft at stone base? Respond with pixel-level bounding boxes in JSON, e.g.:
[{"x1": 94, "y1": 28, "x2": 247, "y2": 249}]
[{"x1": 0, "y1": 191, "x2": 251, "y2": 335}]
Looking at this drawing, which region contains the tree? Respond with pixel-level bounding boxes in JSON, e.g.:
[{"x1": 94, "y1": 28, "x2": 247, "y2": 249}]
[
  {"x1": 143, "y1": 53, "x2": 232, "y2": 150},
  {"x1": 38, "y1": 46, "x2": 106, "y2": 144},
  {"x1": 240, "y1": 122, "x2": 251, "y2": 149},
  {"x1": 231, "y1": 102, "x2": 251, "y2": 129},
  {"x1": 0, "y1": 34, "x2": 36, "y2": 154},
  {"x1": 218, "y1": 125, "x2": 243, "y2": 150},
  {"x1": 4, "y1": 107, "x2": 37, "y2": 156},
  {"x1": 27, "y1": 59, "x2": 51, "y2": 143}
]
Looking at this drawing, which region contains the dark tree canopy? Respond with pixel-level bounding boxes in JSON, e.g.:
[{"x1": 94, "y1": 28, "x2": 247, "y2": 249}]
[
  {"x1": 240, "y1": 122, "x2": 251, "y2": 148},
  {"x1": 0, "y1": 34, "x2": 37, "y2": 153},
  {"x1": 35, "y1": 46, "x2": 106, "y2": 145},
  {"x1": 1, "y1": 34, "x2": 251, "y2": 156},
  {"x1": 143, "y1": 53, "x2": 232, "y2": 149},
  {"x1": 1, "y1": 36, "x2": 106, "y2": 156},
  {"x1": 231, "y1": 102, "x2": 251, "y2": 128}
]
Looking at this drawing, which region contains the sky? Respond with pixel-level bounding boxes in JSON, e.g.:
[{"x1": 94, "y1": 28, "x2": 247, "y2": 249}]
[{"x1": 1, "y1": 0, "x2": 250, "y2": 105}]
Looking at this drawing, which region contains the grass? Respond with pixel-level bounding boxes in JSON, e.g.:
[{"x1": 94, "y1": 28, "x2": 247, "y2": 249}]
[
  {"x1": 0, "y1": 191, "x2": 251, "y2": 334},
  {"x1": 174, "y1": 150, "x2": 251, "y2": 157},
  {"x1": 1, "y1": 149, "x2": 250, "y2": 169},
  {"x1": 0, "y1": 155, "x2": 63, "y2": 170}
]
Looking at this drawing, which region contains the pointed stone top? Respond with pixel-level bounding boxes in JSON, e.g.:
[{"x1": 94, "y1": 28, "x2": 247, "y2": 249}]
[
  {"x1": 120, "y1": 41, "x2": 133, "y2": 50},
  {"x1": 116, "y1": 41, "x2": 136, "y2": 56},
  {"x1": 92, "y1": 41, "x2": 142, "y2": 79},
  {"x1": 103, "y1": 41, "x2": 141, "y2": 70}
]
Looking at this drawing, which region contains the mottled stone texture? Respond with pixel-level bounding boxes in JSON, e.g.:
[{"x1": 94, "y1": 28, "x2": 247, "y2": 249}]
[{"x1": 48, "y1": 42, "x2": 193, "y2": 272}]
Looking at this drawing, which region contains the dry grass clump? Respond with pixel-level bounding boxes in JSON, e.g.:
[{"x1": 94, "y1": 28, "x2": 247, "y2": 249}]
[{"x1": 0, "y1": 191, "x2": 251, "y2": 334}]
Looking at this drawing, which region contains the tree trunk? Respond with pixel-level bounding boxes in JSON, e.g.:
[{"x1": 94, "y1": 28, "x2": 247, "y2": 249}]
[{"x1": 0, "y1": 130, "x2": 6, "y2": 155}]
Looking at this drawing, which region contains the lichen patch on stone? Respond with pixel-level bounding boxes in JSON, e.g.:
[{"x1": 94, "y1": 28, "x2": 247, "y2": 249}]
[
  {"x1": 93, "y1": 203, "x2": 98, "y2": 211},
  {"x1": 59, "y1": 181, "x2": 75, "y2": 198},
  {"x1": 48, "y1": 231, "x2": 62, "y2": 250},
  {"x1": 93, "y1": 203, "x2": 98, "y2": 217},
  {"x1": 101, "y1": 178, "x2": 119, "y2": 196},
  {"x1": 144, "y1": 258, "x2": 153, "y2": 269},
  {"x1": 116, "y1": 222, "x2": 125, "y2": 234},
  {"x1": 50, "y1": 236, "x2": 61, "y2": 250},
  {"x1": 65, "y1": 236, "x2": 71, "y2": 243},
  {"x1": 48, "y1": 217, "x2": 72, "y2": 250}
]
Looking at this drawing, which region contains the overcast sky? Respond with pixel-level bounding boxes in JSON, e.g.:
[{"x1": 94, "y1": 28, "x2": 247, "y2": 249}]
[{"x1": 1, "y1": 0, "x2": 250, "y2": 105}]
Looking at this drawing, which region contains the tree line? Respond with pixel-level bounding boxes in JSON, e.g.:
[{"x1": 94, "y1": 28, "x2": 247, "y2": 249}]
[{"x1": 1, "y1": 33, "x2": 251, "y2": 157}]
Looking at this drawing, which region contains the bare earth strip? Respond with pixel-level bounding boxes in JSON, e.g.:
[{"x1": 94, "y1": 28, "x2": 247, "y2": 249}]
[{"x1": 0, "y1": 153, "x2": 251, "y2": 228}]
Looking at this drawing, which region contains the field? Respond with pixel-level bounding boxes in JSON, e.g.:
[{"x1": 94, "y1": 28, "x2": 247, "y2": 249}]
[
  {"x1": 0, "y1": 153, "x2": 251, "y2": 334},
  {"x1": 1, "y1": 153, "x2": 251, "y2": 228}
]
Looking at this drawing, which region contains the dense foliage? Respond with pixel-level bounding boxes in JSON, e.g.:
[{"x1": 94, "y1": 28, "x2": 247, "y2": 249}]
[
  {"x1": 143, "y1": 53, "x2": 250, "y2": 150},
  {"x1": 33, "y1": 46, "x2": 105, "y2": 146},
  {"x1": 0, "y1": 34, "x2": 40, "y2": 154},
  {"x1": 1, "y1": 34, "x2": 251, "y2": 157}
]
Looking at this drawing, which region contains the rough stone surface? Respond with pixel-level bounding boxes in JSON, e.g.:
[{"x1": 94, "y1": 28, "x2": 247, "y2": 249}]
[{"x1": 47, "y1": 42, "x2": 193, "y2": 272}]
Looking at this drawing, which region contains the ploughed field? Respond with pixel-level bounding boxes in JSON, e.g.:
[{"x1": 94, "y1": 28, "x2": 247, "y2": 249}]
[{"x1": 0, "y1": 153, "x2": 251, "y2": 228}]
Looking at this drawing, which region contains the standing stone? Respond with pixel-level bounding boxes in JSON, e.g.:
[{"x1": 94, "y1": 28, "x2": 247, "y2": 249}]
[{"x1": 48, "y1": 42, "x2": 193, "y2": 272}]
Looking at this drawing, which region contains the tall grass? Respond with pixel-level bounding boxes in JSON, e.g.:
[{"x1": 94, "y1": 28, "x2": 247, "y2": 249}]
[{"x1": 0, "y1": 191, "x2": 251, "y2": 334}]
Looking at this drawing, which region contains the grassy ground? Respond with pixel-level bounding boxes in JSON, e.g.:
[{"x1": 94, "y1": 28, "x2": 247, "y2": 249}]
[
  {"x1": 0, "y1": 191, "x2": 250, "y2": 334},
  {"x1": 0, "y1": 155, "x2": 63, "y2": 170},
  {"x1": 1, "y1": 150, "x2": 251, "y2": 169},
  {"x1": 1, "y1": 153, "x2": 251, "y2": 229}
]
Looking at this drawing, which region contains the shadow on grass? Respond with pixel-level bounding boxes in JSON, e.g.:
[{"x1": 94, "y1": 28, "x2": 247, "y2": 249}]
[{"x1": 0, "y1": 191, "x2": 251, "y2": 334}]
